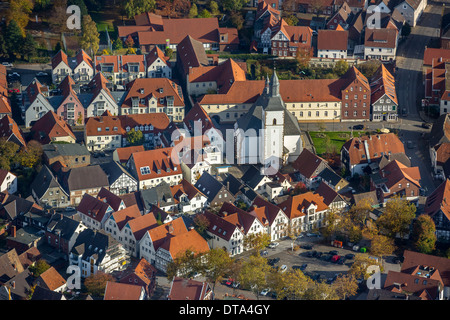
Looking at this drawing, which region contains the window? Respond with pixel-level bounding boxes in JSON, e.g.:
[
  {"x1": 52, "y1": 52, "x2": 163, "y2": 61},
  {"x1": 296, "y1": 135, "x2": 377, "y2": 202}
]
[{"x1": 140, "y1": 166, "x2": 151, "y2": 175}]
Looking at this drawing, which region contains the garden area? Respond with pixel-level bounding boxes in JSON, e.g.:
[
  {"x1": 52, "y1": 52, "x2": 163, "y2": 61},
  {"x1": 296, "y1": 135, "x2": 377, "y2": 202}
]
[{"x1": 309, "y1": 131, "x2": 366, "y2": 157}]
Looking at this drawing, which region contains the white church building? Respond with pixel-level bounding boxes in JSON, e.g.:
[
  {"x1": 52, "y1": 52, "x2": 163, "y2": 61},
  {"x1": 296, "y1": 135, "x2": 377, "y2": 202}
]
[{"x1": 234, "y1": 72, "x2": 303, "y2": 174}]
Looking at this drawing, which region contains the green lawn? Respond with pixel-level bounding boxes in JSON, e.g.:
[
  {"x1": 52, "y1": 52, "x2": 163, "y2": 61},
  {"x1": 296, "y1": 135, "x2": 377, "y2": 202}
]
[{"x1": 310, "y1": 131, "x2": 366, "y2": 156}]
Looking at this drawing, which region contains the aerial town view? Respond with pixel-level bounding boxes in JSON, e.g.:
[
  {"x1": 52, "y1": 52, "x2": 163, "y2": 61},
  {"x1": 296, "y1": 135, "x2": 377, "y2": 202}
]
[{"x1": 0, "y1": 0, "x2": 449, "y2": 308}]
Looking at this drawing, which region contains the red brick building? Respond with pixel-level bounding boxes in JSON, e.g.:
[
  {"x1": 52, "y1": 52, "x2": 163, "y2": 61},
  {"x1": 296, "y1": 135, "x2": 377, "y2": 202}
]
[{"x1": 338, "y1": 66, "x2": 371, "y2": 121}]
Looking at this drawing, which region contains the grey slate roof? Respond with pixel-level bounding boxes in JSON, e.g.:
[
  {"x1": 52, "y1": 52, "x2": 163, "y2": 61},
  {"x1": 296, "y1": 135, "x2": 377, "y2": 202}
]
[
  {"x1": 318, "y1": 167, "x2": 344, "y2": 187},
  {"x1": 61, "y1": 165, "x2": 109, "y2": 192},
  {"x1": 222, "y1": 173, "x2": 244, "y2": 196},
  {"x1": 71, "y1": 228, "x2": 120, "y2": 266},
  {"x1": 194, "y1": 172, "x2": 225, "y2": 203},
  {"x1": 46, "y1": 214, "x2": 83, "y2": 242},
  {"x1": 31, "y1": 285, "x2": 65, "y2": 300},
  {"x1": 43, "y1": 143, "x2": 90, "y2": 158},
  {"x1": 240, "y1": 165, "x2": 266, "y2": 189},
  {"x1": 100, "y1": 161, "x2": 136, "y2": 186},
  {"x1": 31, "y1": 165, "x2": 67, "y2": 200},
  {"x1": 139, "y1": 181, "x2": 174, "y2": 209}
]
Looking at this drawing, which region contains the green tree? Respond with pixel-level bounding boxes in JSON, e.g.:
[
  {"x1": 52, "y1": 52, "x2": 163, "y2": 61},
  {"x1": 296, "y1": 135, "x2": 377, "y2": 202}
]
[
  {"x1": 200, "y1": 248, "x2": 234, "y2": 295},
  {"x1": 230, "y1": 11, "x2": 244, "y2": 30},
  {"x1": 29, "y1": 259, "x2": 51, "y2": 278},
  {"x1": 83, "y1": 272, "x2": 115, "y2": 297},
  {"x1": 113, "y1": 38, "x2": 124, "y2": 51},
  {"x1": 268, "y1": 269, "x2": 311, "y2": 300},
  {"x1": 377, "y1": 195, "x2": 416, "y2": 239},
  {"x1": 5, "y1": 20, "x2": 24, "y2": 57},
  {"x1": 198, "y1": 9, "x2": 212, "y2": 18},
  {"x1": 303, "y1": 280, "x2": 339, "y2": 300},
  {"x1": 0, "y1": 138, "x2": 20, "y2": 171},
  {"x1": 193, "y1": 213, "x2": 210, "y2": 236},
  {"x1": 17, "y1": 140, "x2": 42, "y2": 169},
  {"x1": 412, "y1": 214, "x2": 437, "y2": 254},
  {"x1": 348, "y1": 254, "x2": 382, "y2": 281},
  {"x1": 296, "y1": 47, "x2": 312, "y2": 69},
  {"x1": 165, "y1": 47, "x2": 173, "y2": 59},
  {"x1": 209, "y1": 0, "x2": 220, "y2": 15},
  {"x1": 7, "y1": 0, "x2": 33, "y2": 36},
  {"x1": 68, "y1": 0, "x2": 89, "y2": 16},
  {"x1": 237, "y1": 255, "x2": 272, "y2": 300},
  {"x1": 166, "y1": 249, "x2": 202, "y2": 280},
  {"x1": 332, "y1": 274, "x2": 359, "y2": 300},
  {"x1": 189, "y1": 3, "x2": 198, "y2": 18},
  {"x1": 333, "y1": 60, "x2": 349, "y2": 77},
  {"x1": 80, "y1": 15, "x2": 100, "y2": 56},
  {"x1": 21, "y1": 33, "x2": 37, "y2": 61},
  {"x1": 220, "y1": 0, "x2": 247, "y2": 12},
  {"x1": 126, "y1": 128, "x2": 144, "y2": 146},
  {"x1": 284, "y1": 15, "x2": 299, "y2": 26},
  {"x1": 243, "y1": 232, "x2": 271, "y2": 254},
  {"x1": 34, "y1": 0, "x2": 52, "y2": 11}
]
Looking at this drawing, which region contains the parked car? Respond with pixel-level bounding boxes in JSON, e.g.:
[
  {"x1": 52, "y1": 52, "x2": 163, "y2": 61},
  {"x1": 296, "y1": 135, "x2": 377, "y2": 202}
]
[
  {"x1": 1, "y1": 62, "x2": 13, "y2": 67},
  {"x1": 260, "y1": 250, "x2": 268, "y2": 256},
  {"x1": 306, "y1": 232, "x2": 321, "y2": 237},
  {"x1": 232, "y1": 282, "x2": 240, "y2": 289},
  {"x1": 329, "y1": 250, "x2": 339, "y2": 256},
  {"x1": 279, "y1": 265, "x2": 288, "y2": 273},
  {"x1": 352, "y1": 124, "x2": 364, "y2": 130},
  {"x1": 300, "y1": 264, "x2": 308, "y2": 271},
  {"x1": 260, "y1": 288, "x2": 270, "y2": 296},
  {"x1": 422, "y1": 122, "x2": 431, "y2": 129},
  {"x1": 337, "y1": 257, "x2": 346, "y2": 265},
  {"x1": 345, "y1": 254, "x2": 355, "y2": 260},
  {"x1": 331, "y1": 255, "x2": 340, "y2": 263},
  {"x1": 65, "y1": 206, "x2": 76, "y2": 212},
  {"x1": 36, "y1": 72, "x2": 48, "y2": 76},
  {"x1": 268, "y1": 257, "x2": 280, "y2": 266},
  {"x1": 315, "y1": 251, "x2": 323, "y2": 258},
  {"x1": 301, "y1": 244, "x2": 313, "y2": 250},
  {"x1": 268, "y1": 242, "x2": 279, "y2": 249},
  {"x1": 321, "y1": 254, "x2": 332, "y2": 261}
]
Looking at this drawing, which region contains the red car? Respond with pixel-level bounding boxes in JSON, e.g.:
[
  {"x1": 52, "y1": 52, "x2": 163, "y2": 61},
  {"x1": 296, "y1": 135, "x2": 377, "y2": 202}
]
[
  {"x1": 331, "y1": 255, "x2": 340, "y2": 263},
  {"x1": 225, "y1": 278, "x2": 234, "y2": 286}
]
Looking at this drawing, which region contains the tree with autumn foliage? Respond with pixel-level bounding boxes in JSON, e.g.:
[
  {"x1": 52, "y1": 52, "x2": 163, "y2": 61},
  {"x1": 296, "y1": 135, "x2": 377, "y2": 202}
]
[
  {"x1": 237, "y1": 254, "x2": 272, "y2": 300},
  {"x1": 411, "y1": 214, "x2": 437, "y2": 254},
  {"x1": 83, "y1": 271, "x2": 115, "y2": 297},
  {"x1": 243, "y1": 232, "x2": 271, "y2": 254},
  {"x1": 377, "y1": 195, "x2": 416, "y2": 239},
  {"x1": 199, "y1": 248, "x2": 234, "y2": 295},
  {"x1": 370, "y1": 234, "x2": 396, "y2": 265},
  {"x1": 295, "y1": 47, "x2": 312, "y2": 70},
  {"x1": 17, "y1": 140, "x2": 42, "y2": 169},
  {"x1": 268, "y1": 269, "x2": 311, "y2": 300},
  {"x1": 332, "y1": 274, "x2": 359, "y2": 300}
]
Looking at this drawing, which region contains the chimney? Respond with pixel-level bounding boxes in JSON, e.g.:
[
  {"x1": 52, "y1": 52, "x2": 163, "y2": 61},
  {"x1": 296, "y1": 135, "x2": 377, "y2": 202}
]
[
  {"x1": 168, "y1": 223, "x2": 174, "y2": 234},
  {"x1": 223, "y1": 211, "x2": 228, "y2": 217},
  {"x1": 11, "y1": 225, "x2": 16, "y2": 238}
]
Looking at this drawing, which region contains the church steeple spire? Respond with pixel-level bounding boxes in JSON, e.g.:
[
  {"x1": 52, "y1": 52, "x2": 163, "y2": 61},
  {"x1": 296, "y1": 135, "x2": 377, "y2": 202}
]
[{"x1": 270, "y1": 69, "x2": 280, "y2": 97}]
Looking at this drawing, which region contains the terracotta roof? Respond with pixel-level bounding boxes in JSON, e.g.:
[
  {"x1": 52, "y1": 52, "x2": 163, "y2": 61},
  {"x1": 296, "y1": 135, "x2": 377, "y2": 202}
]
[
  {"x1": 219, "y1": 202, "x2": 257, "y2": 235},
  {"x1": 97, "y1": 187, "x2": 124, "y2": 211},
  {"x1": 423, "y1": 48, "x2": 450, "y2": 66},
  {"x1": 119, "y1": 258, "x2": 157, "y2": 287},
  {"x1": 0, "y1": 95, "x2": 11, "y2": 115},
  {"x1": 364, "y1": 28, "x2": 398, "y2": 49},
  {"x1": 168, "y1": 277, "x2": 211, "y2": 300},
  {"x1": 85, "y1": 114, "x2": 124, "y2": 137},
  {"x1": 126, "y1": 211, "x2": 158, "y2": 241},
  {"x1": 117, "y1": 26, "x2": 153, "y2": 38},
  {"x1": 30, "y1": 111, "x2": 75, "y2": 144},
  {"x1": 424, "y1": 179, "x2": 450, "y2": 223},
  {"x1": 187, "y1": 58, "x2": 246, "y2": 93},
  {"x1": 183, "y1": 103, "x2": 216, "y2": 135},
  {"x1": 170, "y1": 179, "x2": 206, "y2": 202},
  {"x1": 38, "y1": 267, "x2": 66, "y2": 291},
  {"x1": 379, "y1": 160, "x2": 421, "y2": 190},
  {"x1": 122, "y1": 78, "x2": 184, "y2": 110},
  {"x1": 434, "y1": 143, "x2": 450, "y2": 167},
  {"x1": 115, "y1": 145, "x2": 145, "y2": 163},
  {"x1": 202, "y1": 210, "x2": 237, "y2": 241},
  {"x1": 341, "y1": 133, "x2": 405, "y2": 166},
  {"x1": 339, "y1": 66, "x2": 370, "y2": 93},
  {"x1": 249, "y1": 196, "x2": 284, "y2": 227},
  {"x1": 104, "y1": 281, "x2": 143, "y2": 300},
  {"x1": 51, "y1": 50, "x2": 69, "y2": 69},
  {"x1": 77, "y1": 193, "x2": 112, "y2": 223},
  {"x1": 278, "y1": 192, "x2": 328, "y2": 219},
  {"x1": 75, "y1": 49, "x2": 93, "y2": 69},
  {"x1": 130, "y1": 147, "x2": 181, "y2": 182},
  {"x1": 292, "y1": 148, "x2": 328, "y2": 179},
  {"x1": 146, "y1": 46, "x2": 170, "y2": 67},
  {"x1": 147, "y1": 218, "x2": 188, "y2": 252},
  {"x1": 370, "y1": 64, "x2": 398, "y2": 105},
  {"x1": 315, "y1": 181, "x2": 343, "y2": 206},
  {"x1": 111, "y1": 205, "x2": 141, "y2": 231},
  {"x1": 317, "y1": 29, "x2": 348, "y2": 51},
  {"x1": 401, "y1": 250, "x2": 450, "y2": 287},
  {"x1": 177, "y1": 35, "x2": 210, "y2": 75},
  {"x1": 160, "y1": 229, "x2": 209, "y2": 259},
  {"x1": 95, "y1": 54, "x2": 146, "y2": 74},
  {"x1": 384, "y1": 270, "x2": 441, "y2": 300},
  {"x1": 137, "y1": 17, "x2": 221, "y2": 46},
  {"x1": 0, "y1": 115, "x2": 26, "y2": 148}
]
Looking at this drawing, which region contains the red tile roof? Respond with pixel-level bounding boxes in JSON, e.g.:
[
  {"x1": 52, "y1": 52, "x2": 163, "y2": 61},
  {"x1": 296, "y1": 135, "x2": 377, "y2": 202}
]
[
  {"x1": 38, "y1": 267, "x2": 66, "y2": 291},
  {"x1": 115, "y1": 145, "x2": 145, "y2": 164},
  {"x1": 317, "y1": 30, "x2": 348, "y2": 51},
  {"x1": 95, "y1": 54, "x2": 146, "y2": 73},
  {"x1": 423, "y1": 48, "x2": 450, "y2": 66},
  {"x1": 76, "y1": 193, "x2": 113, "y2": 223},
  {"x1": 111, "y1": 204, "x2": 142, "y2": 231},
  {"x1": 292, "y1": 148, "x2": 328, "y2": 179},
  {"x1": 424, "y1": 178, "x2": 450, "y2": 224},
  {"x1": 130, "y1": 147, "x2": 181, "y2": 182},
  {"x1": 0, "y1": 115, "x2": 26, "y2": 148},
  {"x1": 364, "y1": 28, "x2": 398, "y2": 49},
  {"x1": 30, "y1": 111, "x2": 75, "y2": 144},
  {"x1": 379, "y1": 160, "x2": 421, "y2": 190},
  {"x1": 104, "y1": 281, "x2": 144, "y2": 300},
  {"x1": 384, "y1": 270, "x2": 441, "y2": 300},
  {"x1": 370, "y1": 64, "x2": 398, "y2": 105},
  {"x1": 147, "y1": 218, "x2": 188, "y2": 252},
  {"x1": 51, "y1": 50, "x2": 69, "y2": 69},
  {"x1": 278, "y1": 192, "x2": 328, "y2": 219},
  {"x1": 168, "y1": 277, "x2": 211, "y2": 300},
  {"x1": 0, "y1": 95, "x2": 11, "y2": 115},
  {"x1": 145, "y1": 46, "x2": 170, "y2": 67},
  {"x1": 160, "y1": 229, "x2": 209, "y2": 259}
]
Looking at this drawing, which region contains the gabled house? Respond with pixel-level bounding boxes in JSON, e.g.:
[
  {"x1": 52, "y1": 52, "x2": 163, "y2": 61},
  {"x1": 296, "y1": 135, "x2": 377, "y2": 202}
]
[
  {"x1": 85, "y1": 73, "x2": 119, "y2": 117},
  {"x1": 30, "y1": 165, "x2": 70, "y2": 209},
  {"x1": 170, "y1": 179, "x2": 208, "y2": 213},
  {"x1": 52, "y1": 76, "x2": 86, "y2": 126},
  {"x1": 30, "y1": 110, "x2": 76, "y2": 144},
  {"x1": 0, "y1": 193, "x2": 44, "y2": 225},
  {"x1": 269, "y1": 19, "x2": 313, "y2": 58},
  {"x1": 292, "y1": 149, "x2": 331, "y2": 189},
  {"x1": 429, "y1": 114, "x2": 450, "y2": 176},
  {"x1": 202, "y1": 210, "x2": 245, "y2": 256},
  {"x1": 69, "y1": 228, "x2": 128, "y2": 278},
  {"x1": 60, "y1": 165, "x2": 109, "y2": 205},
  {"x1": 370, "y1": 64, "x2": 398, "y2": 121},
  {"x1": 42, "y1": 143, "x2": 90, "y2": 169},
  {"x1": 424, "y1": 179, "x2": 450, "y2": 243},
  {"x1": 326, "y1": 2, "x2": 353, "y2": 30},
  {"x1": 364, "y1": 28, "x2": 398, "y2": 61},
  {"x1": 104, "y1": 281, "x2": 146, "y2": 300},
  {"x1": 121, "y1": 78, "x2": 185, "y2": 121},
  {"x1": 118, "y1": 258, "x2": 157, "y2": 299},
  {"x1": 45, "y1": 214, "x2": 87, "y2": 254},
  {"x1": 146, "y1": 46, "x2": 172, "y2": 79},
  {"x1": 179, "y1": 149, "x2": 211, "y2": 185},
  {"x1": 249, "y1": 196, "x2": 290, "y2": 241},
  {"x1": 278, "y1": 191, "x2": 329, "y2": 234},
  {"x1": 194, "y1": 172, "x2": 236, "y2": 208},
  {"x1": 0, "y1": 95, "x2": 11, "y2": 120},
  {"x1": 317, "y1": 29, "x2": 349, "y2": 59},
  {"x1": 51, "y1": 50, "x2": 72, "y2": 84},
  {"x1": 71, "y1": 49, "x2": 95, "y2": 84},
  {"x1": 23, "y1": 78, "x2": 53, "y2": 128},
  {"x1": 34, "y1": 267, "x2": 67, "y2": 293},
  {"x1": 76, "y1": 192, "x2": 115, "y2": 230},
  {"x1": 113, "y1": 145, "x2": 145, "y2": 165},
  {"x1": 370, "y1": 159, "x2": 421, "y2": 203},
  {"x1": 0, "y1": 169, "x2": 17, "y2": 195},
  {"x1": 0, "y1": 115, "x2": 26, "y2": 149},
  {"x1": 139, "y1": 182, "x2": 177, "y2": 213},
  {"x1": 127, "y1": 147, "x2": 183, "y2": 189},
  {"x1": 168, "y1": 277, "x2": 213, "y2": 300},
  {"x1": 240, "y1": 165, "x2": 273, "y2": 194},
  {"x1": 341, "y1": 133, "x2": 406, "y2": 176},
  {"x1": 100, "y1": 161, "x2": 138, "y2": 196},
  {"x1": 315, "y1": 181, "x2": 348, "y2": 211},
  {"x1": 95, "y1": 54, "x2": 146, "y2": 86},
  {"x1": 393, "y1": 0, "x2": 427, "y2": 27}
]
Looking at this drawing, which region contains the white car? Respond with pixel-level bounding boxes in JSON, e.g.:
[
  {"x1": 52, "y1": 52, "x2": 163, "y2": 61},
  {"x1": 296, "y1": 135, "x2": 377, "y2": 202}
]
[
  {"x1": 36, "y1": 72, "x2": 48, "y2": 76},
  {"x1": 268, "y1": 242, "x2": 279, "y2": 249},
  {"x1": 260, "y1": 288, "x2": 270, "y2": 296},
  {"x1": 279, "y1": 265, "x2": 288, "y2": 273},
  {"x1": 1, "y1": 62, "x2": 13, "y2": 67}
]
